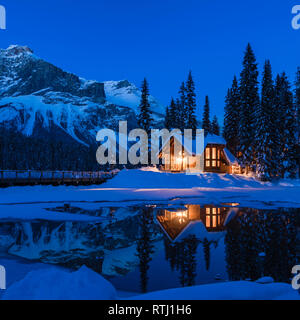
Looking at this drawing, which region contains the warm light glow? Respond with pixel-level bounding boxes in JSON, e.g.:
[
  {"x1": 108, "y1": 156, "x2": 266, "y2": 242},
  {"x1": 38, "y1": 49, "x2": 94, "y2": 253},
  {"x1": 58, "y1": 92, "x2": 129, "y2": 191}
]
[
  {"x1": 175, "y1": 210, "x2": 188, "y2": 224},
  {"x1": 176, "y1": 157, "x2": 183, "y2": 164}
]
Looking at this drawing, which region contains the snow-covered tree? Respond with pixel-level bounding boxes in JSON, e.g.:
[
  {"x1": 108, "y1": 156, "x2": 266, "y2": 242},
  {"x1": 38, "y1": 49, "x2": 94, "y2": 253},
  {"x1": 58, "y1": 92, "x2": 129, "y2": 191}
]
[
  {"x1": 164, "y1": 99, "x2": 174, "y2": 130},
  {"x1": 278, "y1": 73, "x2": 298, "y2": 178},
  {"x1": 223, "y1": 76, "x2": 240, "y2": 156},
  {"x1": 178, "y1": 82, "x2": 187, "y2": 131},
  {"x1": 138, "y1": 78, "x2": 153, "y2": 134},
  {"x1": 255, "y1": 60, "x2": 276, "y2": 181},
  {"x1": 202, "y1": 96, "x2": 211, "y2": 135},
  {"x1": 239, "y1": 44, "x2": 260, "y2": 170},
  {"x1": 211, "y1": 115, "x2": 220, "y2": 136},
  {"x1": 185, "y1": 71, "x2": 197, "y2": 131},
  {"x1": 294, "y1": 68, "x2": 300, "y2": 178}
]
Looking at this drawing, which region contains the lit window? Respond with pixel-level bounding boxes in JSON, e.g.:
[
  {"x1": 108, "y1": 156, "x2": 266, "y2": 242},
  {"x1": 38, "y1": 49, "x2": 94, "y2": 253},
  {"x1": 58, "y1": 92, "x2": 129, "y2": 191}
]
[
  {"x1": 206, "y1": 148, "x2": 210, "y2": 159},
  {"x1": 212, "y1": 161, "x2": 216, "y2": 167},
  {"x1": 206, "y1": 161, "x2": 210, "y2": 167},
  {"x1": 212, "y1": 148, "x2": 217, "y2": 159},
  {"x1": 206, "y1": 215, "x2": 211, "y2": 227},
  {"x1": 213, "y1": 215, "x2": 217, "y2": 228}
]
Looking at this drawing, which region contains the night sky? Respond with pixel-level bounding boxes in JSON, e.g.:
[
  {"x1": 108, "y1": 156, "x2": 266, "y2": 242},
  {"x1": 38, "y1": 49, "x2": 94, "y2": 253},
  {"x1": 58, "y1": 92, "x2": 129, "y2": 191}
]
[{"x1": 1, "y1": 0, "x2": 299, "y2": 121}]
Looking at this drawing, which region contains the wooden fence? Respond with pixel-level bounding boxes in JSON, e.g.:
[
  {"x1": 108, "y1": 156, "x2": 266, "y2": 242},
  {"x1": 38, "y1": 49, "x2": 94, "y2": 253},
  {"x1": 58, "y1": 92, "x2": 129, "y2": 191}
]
[{"x1": 0, "y1": 170, "x2": 118, "y2": 187}]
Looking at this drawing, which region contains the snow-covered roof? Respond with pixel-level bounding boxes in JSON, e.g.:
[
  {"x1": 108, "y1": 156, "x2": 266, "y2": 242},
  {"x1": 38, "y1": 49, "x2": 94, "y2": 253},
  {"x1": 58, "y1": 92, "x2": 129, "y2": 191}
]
[
  {"x1": 223, "y1": 148, "x2": 239, "y2": 165},
  {"x1": 204, "y1": 134, "x2": 226, "y2": 146},
  {"x1": 159, "y1": 133, "x2": 227, "y2": 156}
]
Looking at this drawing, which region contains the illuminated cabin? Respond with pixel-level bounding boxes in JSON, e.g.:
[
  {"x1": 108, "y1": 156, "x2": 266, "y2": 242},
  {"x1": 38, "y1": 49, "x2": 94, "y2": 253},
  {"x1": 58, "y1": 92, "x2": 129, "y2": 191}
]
[
  {"x1": 158, "y1": 134, "x2": 241, "y2": 174},
  {"x1": 156, "y1": 205, "x2": 231, "y2": 242}
]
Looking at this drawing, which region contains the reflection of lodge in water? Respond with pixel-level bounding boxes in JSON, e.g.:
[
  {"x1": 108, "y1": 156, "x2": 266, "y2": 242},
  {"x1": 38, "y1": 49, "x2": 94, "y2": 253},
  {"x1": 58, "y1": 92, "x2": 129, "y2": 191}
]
[{"x1": 156, "y1": 205, "x2": 233, "y2": 241}]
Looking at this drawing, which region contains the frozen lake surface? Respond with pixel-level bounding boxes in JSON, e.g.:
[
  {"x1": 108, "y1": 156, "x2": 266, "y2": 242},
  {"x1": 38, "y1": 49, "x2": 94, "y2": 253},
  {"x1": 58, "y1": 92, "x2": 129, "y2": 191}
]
[{"x1": 0, "y1": 202, "x2": 299, "y2": 295}]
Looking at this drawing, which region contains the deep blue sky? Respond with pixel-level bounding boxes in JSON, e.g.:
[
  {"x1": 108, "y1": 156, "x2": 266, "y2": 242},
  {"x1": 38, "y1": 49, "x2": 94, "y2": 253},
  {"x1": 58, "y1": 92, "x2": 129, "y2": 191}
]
[{"x1": 1, "y1": 0, "x2": 300, "y2": 121}]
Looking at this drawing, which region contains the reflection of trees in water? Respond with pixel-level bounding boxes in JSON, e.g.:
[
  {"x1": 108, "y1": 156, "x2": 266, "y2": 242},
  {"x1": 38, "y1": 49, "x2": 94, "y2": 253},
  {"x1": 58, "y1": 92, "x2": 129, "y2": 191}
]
[
  {"x1": 164, "y1": 235, "x2": 198, "y2": 287},
  {"x1": 225, "y1": 209, "x2": 298, "y2": 282},
  {"x1": 136, "y1": 208, "x2": 155, "y2": 293},
  {"x1": 203, "y1": 238, "x2": 215, "y2": 271}
]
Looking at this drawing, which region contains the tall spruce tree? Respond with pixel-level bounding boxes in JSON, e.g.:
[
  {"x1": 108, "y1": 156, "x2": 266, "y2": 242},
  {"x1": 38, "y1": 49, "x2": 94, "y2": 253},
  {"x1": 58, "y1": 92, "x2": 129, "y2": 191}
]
[
  {"x1": 223, "y1": 76, "x2": 240, "y2": 156},
  {"x1": 294, "y1": 68, "x2": 300, "y2": 178},
  {"x1": 202, "y1": 96, "x2": 211, "y2": 135},
  {"x1": 178, "y1": 82, "x2": 187, "y2": 131},
  {"x1": 274, "y1": 74, "x2": 285, "y2": 177},
  {"x1": 211, "y1": 115, "x2": 220, "y2": 136},
  {"x1": 185, "y1": 71, "x2": 197, "y2": 131},
  {"x1": 165, "y1": 104, "x2": 172, "y2": 130},
  {"x1": 168, "y1": 97, "x2": 179, "y2": 129},
  {"x1": 138, "y1": 78, "x2": 153, "y2": 133},
  {"x1": 256, "y1": 60, "x2": 276, "y2": 181},
  {"x1": 279, "y1": 73, "x2": 298, "y2": 178},
  {"x1": 239, "y1": 44, "x2": 260, "y2": 170}
]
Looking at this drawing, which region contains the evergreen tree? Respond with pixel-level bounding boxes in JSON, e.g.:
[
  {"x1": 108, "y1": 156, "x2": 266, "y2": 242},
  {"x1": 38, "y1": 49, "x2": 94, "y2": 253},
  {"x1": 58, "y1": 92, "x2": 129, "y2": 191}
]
[
  {"x1": 211, "y1": 115, "x2": 220, "y2": 136},
  {"x1": 256, "y1": 60, "x2": 276, "y2": 181},
  {"x1": 202, "y1": 96, "x2": 211, "y2": 135},
  {"x1": 279, "y1": 73, "x2": 298, "y2": 178},
  {"x1": 178, "y1": 82, "x2": 187, "y2": 131},
  {"x1": 138, "y1": 78, "x2": 153, "y2": 134},
  {"x1": 294, "y1": 68, "x2": 300, "y2": 178},
  {"x1": 239, "y1": 44, "x2": 260, "y2": 170},
  {"x1": 185, "y1": 71, "x2": 198, "y2": 131},
  {"x1": 223, "y1": 76, "x2": 241, "y2": 156},
  {"x1": 165, "y1": 105, "x2": 171, "y2": 130},
  {"x1": 168, "y1": 97, "x2": 179, "y2": 129},
  {"x1": 273, "y1": 74, "x2": 285, "y2": 177}
]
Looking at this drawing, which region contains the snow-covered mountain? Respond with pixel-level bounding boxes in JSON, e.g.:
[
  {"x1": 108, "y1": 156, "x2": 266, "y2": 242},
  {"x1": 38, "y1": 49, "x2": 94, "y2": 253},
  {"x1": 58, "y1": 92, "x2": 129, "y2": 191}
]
[
  {"x1": 104, "y1": 80, "x2": 165, "y2": 120},
  {"x1": 0, "y1": 45, "x2": 165, "y2": 146}
]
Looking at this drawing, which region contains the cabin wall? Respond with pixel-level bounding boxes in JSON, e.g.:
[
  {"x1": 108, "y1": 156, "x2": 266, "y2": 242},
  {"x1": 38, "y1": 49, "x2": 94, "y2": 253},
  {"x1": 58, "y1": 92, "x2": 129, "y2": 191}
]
[{"x1": 159, "y1": 141, "x2": 241, "y2": 174}]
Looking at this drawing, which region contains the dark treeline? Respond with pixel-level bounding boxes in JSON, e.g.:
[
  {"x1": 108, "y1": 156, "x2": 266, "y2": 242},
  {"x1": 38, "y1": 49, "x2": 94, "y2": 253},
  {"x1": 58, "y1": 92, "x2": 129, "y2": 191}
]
[
  {"x1": 224, "y1": 44, "x2": 299, "y2": 180},
  {"x1": 0, "y1": 126, "x2": 99, "y2": 171},
  {"x1": 225, "y1": 209, "x2": 298, "y2": 282}
]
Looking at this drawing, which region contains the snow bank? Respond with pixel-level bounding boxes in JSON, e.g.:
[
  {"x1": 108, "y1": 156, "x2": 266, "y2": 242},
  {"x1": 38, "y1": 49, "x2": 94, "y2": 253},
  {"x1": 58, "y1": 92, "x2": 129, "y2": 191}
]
[
  {"x1": 129, "y1": 281, "x2": 300, "y2": 300},
  {"x1": 2, "y1": 266, "x2": 116, "y2": 300},
  {"x1": 102, "y1": 168, "x2": 270, "y2": 189},
  {"x1": 0, "y1": 169, "x2": 299, "y2": 209}
]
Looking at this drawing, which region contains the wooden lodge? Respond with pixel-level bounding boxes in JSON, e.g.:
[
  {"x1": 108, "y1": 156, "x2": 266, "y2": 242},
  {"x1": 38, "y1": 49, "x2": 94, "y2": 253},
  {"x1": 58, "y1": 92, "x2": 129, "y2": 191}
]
[{"x1": 158, "y1": 133, "x2": 241, "y2": 174}]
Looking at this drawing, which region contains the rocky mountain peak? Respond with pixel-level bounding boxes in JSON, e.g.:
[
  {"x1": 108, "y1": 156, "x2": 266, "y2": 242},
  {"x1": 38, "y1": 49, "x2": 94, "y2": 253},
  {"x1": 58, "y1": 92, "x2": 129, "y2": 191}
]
[{"x1": 2, "y1": 45, "x2": 34, "y2": 57}]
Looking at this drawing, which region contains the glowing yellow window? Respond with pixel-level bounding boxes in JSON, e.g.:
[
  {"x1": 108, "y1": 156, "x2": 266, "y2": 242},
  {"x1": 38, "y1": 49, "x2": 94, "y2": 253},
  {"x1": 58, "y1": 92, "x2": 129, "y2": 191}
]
[
  {"x1": 206, "y1": 148, "x2": 210, "y2": 159},
  {"x1": 212, "y1": 148, "x2": 217, "y2": 159}
]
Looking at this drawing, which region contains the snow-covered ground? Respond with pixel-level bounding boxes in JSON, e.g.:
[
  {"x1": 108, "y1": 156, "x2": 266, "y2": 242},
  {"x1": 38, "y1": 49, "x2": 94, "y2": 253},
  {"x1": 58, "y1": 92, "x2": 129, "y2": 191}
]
[
  {"x1": 129, "y1": 280, "x2": 300, "y2": 300},
  {"x1": 1, "y1": 262, "x2": 298, "y2": 300},
  {"x1": 0, "y1": 168, "x2": 299, "y2": 210}
]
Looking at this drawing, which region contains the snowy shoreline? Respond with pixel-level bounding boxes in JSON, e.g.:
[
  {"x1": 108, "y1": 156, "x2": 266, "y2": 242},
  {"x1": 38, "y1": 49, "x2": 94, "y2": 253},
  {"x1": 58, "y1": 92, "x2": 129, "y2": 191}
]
[
  {"x1": 0, "y1": 169, "x2": 299, "y2": 212},
  {"x1": 0, "y1": 262, "x2": 299, "y2": 300}
]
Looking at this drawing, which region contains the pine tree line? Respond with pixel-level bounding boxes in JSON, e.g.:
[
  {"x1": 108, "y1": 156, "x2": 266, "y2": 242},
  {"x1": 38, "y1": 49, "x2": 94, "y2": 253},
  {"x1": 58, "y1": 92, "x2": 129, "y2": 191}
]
[
  {"x1": 165, "y1": 71, "x2": 198, "y2": 132},
  {"x1": 223, "y1": 44, "x2": 299, "y2": 180}
]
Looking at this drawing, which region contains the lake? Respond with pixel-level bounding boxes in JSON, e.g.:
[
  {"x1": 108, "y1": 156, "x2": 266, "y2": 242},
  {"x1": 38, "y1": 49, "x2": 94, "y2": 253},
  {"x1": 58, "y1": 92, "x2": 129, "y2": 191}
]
[{"x1": 0, "y1": 203, "x2": 299, "y2": 294}]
